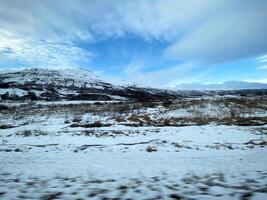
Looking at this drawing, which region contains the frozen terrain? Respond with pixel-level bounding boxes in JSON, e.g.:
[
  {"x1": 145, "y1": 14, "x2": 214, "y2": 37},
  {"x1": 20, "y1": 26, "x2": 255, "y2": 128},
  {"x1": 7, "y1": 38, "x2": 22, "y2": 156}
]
[
  {"x1": 0, "y1": 68, "x2": 180, "y2": 102},
  {"x1": 1, "y1": 68, "x2": 266, "y2": 102},
  {"x1": 0, "y1": 68, "x2": 267, "y2": 199},
  {"x1": 0, "y1": 97, "x2": 267, "y2": 200}
]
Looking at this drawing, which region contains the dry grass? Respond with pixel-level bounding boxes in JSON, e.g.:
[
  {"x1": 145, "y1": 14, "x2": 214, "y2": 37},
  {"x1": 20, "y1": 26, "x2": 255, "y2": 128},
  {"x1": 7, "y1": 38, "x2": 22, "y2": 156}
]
[
  {"x1": 16, "y1": 130, "x2": 48, "y2": 137},
  {"x1": 69, "y1": 121, "x2": 111, "y2": 128},
  {"x1": 1, "y1": 96, "x2": 266, "y2": 127}
]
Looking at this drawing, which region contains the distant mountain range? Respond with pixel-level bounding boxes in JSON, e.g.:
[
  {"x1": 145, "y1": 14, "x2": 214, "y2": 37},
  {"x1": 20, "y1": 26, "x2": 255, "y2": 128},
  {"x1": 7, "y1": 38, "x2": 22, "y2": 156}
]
[
  {"x1": 0, "y1": 68, "x2": 267, "y2": 102},
  {"x1": 175, "y1": 81, "x2": 267, "y2": 90}
]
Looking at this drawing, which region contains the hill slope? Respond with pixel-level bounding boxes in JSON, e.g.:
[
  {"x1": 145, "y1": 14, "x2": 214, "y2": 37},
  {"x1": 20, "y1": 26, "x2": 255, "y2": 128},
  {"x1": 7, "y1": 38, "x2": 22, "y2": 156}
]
[{"x1": 0, "y1": 68, "x2": 179, "y2": 101}]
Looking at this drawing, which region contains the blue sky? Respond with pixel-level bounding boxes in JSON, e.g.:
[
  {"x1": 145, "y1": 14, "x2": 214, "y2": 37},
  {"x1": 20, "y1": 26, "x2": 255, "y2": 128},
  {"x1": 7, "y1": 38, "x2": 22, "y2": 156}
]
[{"x1": 0, "y1": 0, "x2": 267, "y2": 87}]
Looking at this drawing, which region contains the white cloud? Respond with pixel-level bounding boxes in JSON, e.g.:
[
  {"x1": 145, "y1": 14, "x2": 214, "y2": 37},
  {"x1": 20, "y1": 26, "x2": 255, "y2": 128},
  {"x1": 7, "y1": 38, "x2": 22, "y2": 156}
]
[
  {"x1": 257, "y1": 65, "x2": 267, "y2": 70},
  {"x1": 0, "y1": 0, "x2": 266, "y2": 68},
  {"x1": 116, "y1": 61, "x2": 203, "y2": 87},
  {"x1": 165, "y1": 1, "x2": 267, "y2": 63},
  {"x1": 0, "y1": 0, "x2": 224, "y2": 42},
  {"x1": 0, "y1": 30, "x2": 94, "y2": 68},
  {"x1": 122, "y1": 61, "x2": 145, "y2": 75},
  {"x1": 244, "y1": 79, "x2": 267, "y2": 84},
  {"x1": 256, "y1": 54, "x2": 267, "y2": 63},
  {"x1": 256, "y1": 54, "x2": 267, "y2": 70}
]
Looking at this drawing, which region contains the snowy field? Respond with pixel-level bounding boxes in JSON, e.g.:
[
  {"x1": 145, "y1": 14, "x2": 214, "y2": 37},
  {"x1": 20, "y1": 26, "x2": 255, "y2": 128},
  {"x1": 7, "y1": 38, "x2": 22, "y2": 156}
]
[{"x1": 0, "y1": 97, "x2": 267, "y2": 199}]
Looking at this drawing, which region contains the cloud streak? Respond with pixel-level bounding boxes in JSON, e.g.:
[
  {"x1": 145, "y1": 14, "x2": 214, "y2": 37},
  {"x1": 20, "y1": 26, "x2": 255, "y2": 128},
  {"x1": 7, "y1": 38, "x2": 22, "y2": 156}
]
[
  {"x1": 165, "y1": 1, "x2": 267, "y2": 63},
  {"x1": 0, "y1": 30, "x2": 93, "y2": 68}
]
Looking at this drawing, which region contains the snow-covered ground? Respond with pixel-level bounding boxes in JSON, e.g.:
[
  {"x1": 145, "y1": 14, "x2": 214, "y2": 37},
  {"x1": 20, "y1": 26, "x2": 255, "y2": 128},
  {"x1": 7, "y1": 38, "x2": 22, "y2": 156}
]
[{"x1": 0, "y1": 101, "x2": 267, "y2": 200}]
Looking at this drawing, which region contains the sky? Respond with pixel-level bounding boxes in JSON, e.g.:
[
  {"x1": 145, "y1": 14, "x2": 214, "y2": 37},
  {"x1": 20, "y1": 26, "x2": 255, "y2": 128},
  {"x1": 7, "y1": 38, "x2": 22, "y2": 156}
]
[{"x1": 0, "y1": 0, "x2": 267, "y2": 87}]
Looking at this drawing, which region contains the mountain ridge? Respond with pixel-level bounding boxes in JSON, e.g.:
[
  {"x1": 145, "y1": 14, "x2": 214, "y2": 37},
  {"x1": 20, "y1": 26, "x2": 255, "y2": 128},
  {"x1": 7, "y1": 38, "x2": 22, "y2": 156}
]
[
  {"x1": 0, "y1": 68, "x2": 179, "y2": 101},
  {"x1": 1, "y1": 68, "x2": 267, "y2": 102},
  {"x1": 175, "y1": 81, "x2": 267, "y2": 90}
]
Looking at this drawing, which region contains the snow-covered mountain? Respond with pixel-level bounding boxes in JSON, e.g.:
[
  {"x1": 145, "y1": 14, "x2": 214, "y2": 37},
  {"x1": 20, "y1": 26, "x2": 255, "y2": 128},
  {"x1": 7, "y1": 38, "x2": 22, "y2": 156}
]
[
  {"x1": 1, "y1": 68, "x2": 267, "y2": 101},
  {"x1": 0, "y1": 68, "x2": 179, "y2": 101},
  {"x1": 175, "y1": 81, "x2": 267, "y2": 90},
  {"x1": 1, "y1": 68, "x2": 102, "y2": 88}
]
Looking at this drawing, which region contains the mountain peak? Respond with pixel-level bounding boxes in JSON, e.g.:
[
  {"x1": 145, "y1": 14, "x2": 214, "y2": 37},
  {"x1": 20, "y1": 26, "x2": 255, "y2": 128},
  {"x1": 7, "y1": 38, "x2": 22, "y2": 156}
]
[{"x1": 1, "y1": 67, "x2": 101, "y2": 86}]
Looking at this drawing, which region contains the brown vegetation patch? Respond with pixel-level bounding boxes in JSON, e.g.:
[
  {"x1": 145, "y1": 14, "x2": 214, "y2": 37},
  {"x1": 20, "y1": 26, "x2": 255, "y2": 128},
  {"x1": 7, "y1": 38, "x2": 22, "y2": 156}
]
[
  {"x1": 0, "y1": 124, "x2": 16, "y2": 129},
  {"x1": 69, "y1": 121, "x2": 111, "y2": 128},
  {"x1": 16, "y1": 130, "x2": 48, "y2": 137}
]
